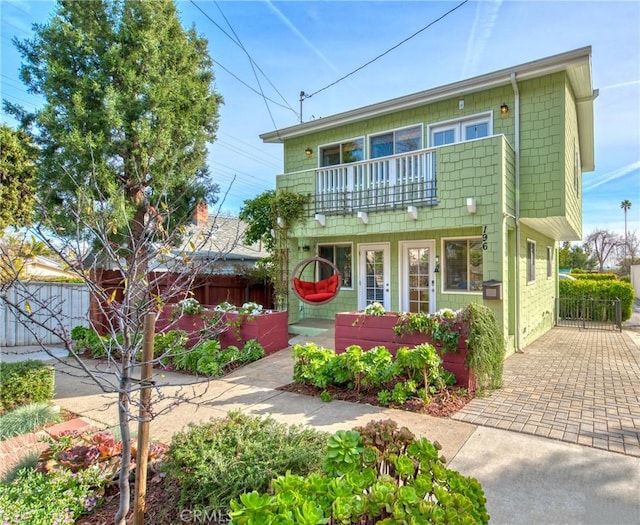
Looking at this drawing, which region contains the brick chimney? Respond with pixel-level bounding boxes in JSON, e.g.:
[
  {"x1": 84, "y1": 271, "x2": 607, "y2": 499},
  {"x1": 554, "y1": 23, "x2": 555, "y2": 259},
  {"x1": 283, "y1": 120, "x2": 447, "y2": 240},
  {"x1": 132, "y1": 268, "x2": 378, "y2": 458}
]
[{"x1": 194, "y1": 200, "x2": 208, "y2": 225}]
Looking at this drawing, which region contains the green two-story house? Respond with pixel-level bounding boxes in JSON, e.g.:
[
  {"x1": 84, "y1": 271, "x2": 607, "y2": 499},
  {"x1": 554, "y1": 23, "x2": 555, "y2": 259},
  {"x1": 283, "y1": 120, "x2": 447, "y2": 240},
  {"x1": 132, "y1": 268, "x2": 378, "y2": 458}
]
[{"x1": 260, "y1": 47, "x2": 596, "y2": 354}]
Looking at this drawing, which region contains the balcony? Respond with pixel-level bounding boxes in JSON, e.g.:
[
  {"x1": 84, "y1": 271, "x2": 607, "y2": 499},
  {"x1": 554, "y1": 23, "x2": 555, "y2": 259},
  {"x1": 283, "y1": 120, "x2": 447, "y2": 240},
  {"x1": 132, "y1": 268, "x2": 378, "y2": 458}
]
[{"x1": 314, "y1": 149, "x2": 437, "y2": 215}]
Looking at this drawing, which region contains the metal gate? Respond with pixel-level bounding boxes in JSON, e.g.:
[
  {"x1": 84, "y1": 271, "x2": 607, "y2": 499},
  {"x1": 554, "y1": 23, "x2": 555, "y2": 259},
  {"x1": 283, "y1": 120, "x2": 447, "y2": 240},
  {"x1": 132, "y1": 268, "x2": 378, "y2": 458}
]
[{"x1": 556, "y1": 297, "x2": 622, "y2": 331}]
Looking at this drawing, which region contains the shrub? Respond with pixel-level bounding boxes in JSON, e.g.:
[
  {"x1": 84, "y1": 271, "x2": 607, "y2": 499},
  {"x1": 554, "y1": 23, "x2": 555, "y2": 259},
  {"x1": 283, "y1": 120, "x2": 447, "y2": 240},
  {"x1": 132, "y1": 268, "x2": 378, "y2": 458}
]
[
  {"x1": 230, "y1": 419, "x2": 488, "y2": 524},
  {"x1": 462, "y1": 303, "x2": 506, "y2": 395},
  {"x1": 292, "y1": 342, "x2": 453, "y2": 402},
  {"x1": 0, "y1": 402, "x2": 61, "y2": 440},
  {"x1": 70, "y1": 325, "x2": 107, "y2": 358},
  {"x1": 570, "y1": 273, "x2": 618, "y2": 281},
  {"x1": 163, "y1": 411, "x2": 329, "y2": 513},
  {"x1": 0, "y1": 360, "x2": 55, "y2": 411},
  {"x1": 172, "y1": 339, "x2": 264, "y2": 376},
  {"x1": 560, "y1": 279, "x2": 635, "y2": 321},
  {"x1": 0, "y1": 466, "x2": 105, "y2": 524}
]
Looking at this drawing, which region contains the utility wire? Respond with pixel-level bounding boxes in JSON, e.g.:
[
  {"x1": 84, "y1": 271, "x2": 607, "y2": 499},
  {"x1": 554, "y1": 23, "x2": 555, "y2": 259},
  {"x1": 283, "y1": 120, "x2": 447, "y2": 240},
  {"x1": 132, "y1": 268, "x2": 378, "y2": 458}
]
[
  {"x1": 189, "y1": 0, "x2": 298, "y2": 118},
  {"x1": 305, "y1": 0, "x2": 470, "y2": 100}
]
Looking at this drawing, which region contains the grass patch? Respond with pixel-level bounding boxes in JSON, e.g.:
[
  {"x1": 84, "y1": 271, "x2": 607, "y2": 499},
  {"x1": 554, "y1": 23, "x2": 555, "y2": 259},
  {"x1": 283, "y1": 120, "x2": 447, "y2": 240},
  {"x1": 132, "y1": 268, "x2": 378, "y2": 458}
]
[{"x1": 0, "y1": 402, "x2": 61, "y2": 441}]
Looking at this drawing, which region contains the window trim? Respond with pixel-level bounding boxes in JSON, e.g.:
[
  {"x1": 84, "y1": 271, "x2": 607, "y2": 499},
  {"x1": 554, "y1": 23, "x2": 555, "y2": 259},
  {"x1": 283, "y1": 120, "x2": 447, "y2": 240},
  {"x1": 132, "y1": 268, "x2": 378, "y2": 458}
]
[
  {"x1": 441, "y1": 236, "x2": 483, "y2": 294},
  {"x1": 318, "y1": 136, "x2": 365, "y2": 167},
  {"x1": 527, "y1": 239, "x2": 536, "y2": 284},
  {"x1": 547, "y1": 246, "x2": 553, "y2": 279},
  {"x1": 428, "y1": 112, "x2": 493, "y2": 148},
  {"x1": 317, "y1": 242, "x2": 354, "y2": 290},
  {"x1": 368, "y1": 124, "x2": 424, "y2": 159}
]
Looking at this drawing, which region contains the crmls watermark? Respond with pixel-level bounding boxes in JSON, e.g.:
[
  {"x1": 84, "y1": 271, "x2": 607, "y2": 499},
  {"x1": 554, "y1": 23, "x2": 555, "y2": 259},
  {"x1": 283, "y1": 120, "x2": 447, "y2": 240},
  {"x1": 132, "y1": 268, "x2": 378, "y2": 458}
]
[{"x1": 179, "y1": 508, "x2": 230, "y2": 524}]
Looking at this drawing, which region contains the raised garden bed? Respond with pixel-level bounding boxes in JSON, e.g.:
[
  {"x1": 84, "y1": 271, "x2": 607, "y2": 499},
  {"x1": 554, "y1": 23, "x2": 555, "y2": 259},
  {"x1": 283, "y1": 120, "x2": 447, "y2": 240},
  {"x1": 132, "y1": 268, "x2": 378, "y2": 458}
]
[
  {"x1": 156, "y1": 306, "x2": 289, "y2": 355},
  {"x1": 334, "y1": 312, "x2": 474, "y2": 390}
]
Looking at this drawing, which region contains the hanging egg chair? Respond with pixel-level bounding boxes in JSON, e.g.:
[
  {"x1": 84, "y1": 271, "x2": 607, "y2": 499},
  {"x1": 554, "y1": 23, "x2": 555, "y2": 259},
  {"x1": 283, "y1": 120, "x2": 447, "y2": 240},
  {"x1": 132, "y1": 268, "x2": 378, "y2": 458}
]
[{"x1": 291, "y1": 256, "x2": 341, "y2": 305}]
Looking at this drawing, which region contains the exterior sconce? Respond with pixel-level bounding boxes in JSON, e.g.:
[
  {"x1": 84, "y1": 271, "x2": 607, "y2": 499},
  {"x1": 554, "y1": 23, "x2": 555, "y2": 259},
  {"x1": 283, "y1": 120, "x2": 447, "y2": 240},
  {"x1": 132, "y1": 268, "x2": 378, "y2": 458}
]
[
  {"x1": 434, "y1": 255, "x2": 440, "y2": 273},
  {"x1": 466, "y1": 197, "x2": 477, "y2": 214},
  {"x1": 276, "y1": 216, "x2": 285, "y2": 227},
  {"x1": 500, "y1": 103, "x2": 509, "y2": 115},
  {"x1": 407, "y1": 205, "x2": 418, "y2": 220},
  {"x1": 357, "y1": 211, "x2": 369, "y2": 225},
  {"x1": 305, "y1": 147, "x2": 313, "y2": 156},
  {"x1": 302, "y1": 245, "x2": 310, "y2": 252},
  {"x1": 314, "y1": 213, "x2": 326, "y2": 227}
]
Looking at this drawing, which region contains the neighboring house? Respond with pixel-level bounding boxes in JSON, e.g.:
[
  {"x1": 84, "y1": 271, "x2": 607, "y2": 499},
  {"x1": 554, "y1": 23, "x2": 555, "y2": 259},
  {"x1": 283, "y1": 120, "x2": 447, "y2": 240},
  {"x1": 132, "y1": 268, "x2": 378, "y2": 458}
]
[
  {"x1": 21, "y1": 256, "x2": 78, "y2": 280},
  {"x1": 154, "y1": 203, "x2": 269, "y2": 276},
  {"x1": 260, "y1": 47, "x2": 596, "y2": 354}
]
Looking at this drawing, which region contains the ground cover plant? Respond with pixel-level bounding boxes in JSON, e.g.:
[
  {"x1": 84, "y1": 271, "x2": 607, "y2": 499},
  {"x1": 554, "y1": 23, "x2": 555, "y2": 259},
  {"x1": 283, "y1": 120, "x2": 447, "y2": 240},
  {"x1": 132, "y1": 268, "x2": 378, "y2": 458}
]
[
  {"x1": 230, "y1": 418, "x2": 489, "y2": 524},
  {"x1": 163, "y1": 411, "x2": 329, "y2": 514},
  {"x1": 282, "y1": 341, "x2": 473, "y2": 417}
]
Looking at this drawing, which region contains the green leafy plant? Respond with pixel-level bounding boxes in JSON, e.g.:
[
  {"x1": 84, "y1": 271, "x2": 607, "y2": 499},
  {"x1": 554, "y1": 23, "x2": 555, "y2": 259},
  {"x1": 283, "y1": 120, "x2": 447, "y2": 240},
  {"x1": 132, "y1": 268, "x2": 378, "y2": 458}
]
[
  {"x1": 0, "y1": 402, "x2": 61, "y2": 440},
  {"x1": 0, "y1": 450, "x2": 41, "y2": 484},
  {"x1": 70, "y1": 325, "x2": 107, "y2": 358},
  {"x1": 163, "y1": 411, "x2": 329, "y2": 513},
  {"x1": 560, "y1": 278, "x2": 635, "y2": 321},
  {"x1": 462, "y1": 303, "x2": 506, "y2": 395},
  {"x1": 230, "y1": 419, "x2": 489, "y2": 524},
  {"x1": 393, "y1": 310, "x2": 461, "y2": 353},
  {"x1": 153, "y1": 329, "x2": 188, "y2": 365},
  {"x1": 177, "y1": 297, "x2": 204, "y2": 315},
  {"x1": 0, "y1": 360, "x2": 55, "y2": 411},
  {"x1": 0, "y1": 466, "x2": 106, "y2": 525}
]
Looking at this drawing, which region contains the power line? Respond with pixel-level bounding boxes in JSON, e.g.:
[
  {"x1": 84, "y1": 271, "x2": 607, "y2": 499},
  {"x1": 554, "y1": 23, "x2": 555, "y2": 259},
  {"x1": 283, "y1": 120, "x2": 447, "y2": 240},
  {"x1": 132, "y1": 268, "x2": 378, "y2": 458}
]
[
  {"x1": 189, "y1": 0, "x2": 298, "y2": 118},
  {"x1": 304, "y1": 0, "x2": 470, "y2": 100}
]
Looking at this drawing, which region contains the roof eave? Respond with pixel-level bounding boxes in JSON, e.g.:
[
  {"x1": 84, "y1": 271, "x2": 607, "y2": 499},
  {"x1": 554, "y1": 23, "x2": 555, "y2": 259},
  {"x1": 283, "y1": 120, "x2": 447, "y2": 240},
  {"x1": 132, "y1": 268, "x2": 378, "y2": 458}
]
[{"x1": 260, "y1": 46, "x2": 594, "y2": 144}]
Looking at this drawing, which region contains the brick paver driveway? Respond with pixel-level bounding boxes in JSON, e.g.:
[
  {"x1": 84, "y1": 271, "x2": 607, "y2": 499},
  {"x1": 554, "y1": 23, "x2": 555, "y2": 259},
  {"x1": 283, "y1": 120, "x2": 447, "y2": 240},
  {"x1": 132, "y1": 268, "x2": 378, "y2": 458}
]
[{"x1": 453, "y1": 327, "x2": 640, "y2": 457}]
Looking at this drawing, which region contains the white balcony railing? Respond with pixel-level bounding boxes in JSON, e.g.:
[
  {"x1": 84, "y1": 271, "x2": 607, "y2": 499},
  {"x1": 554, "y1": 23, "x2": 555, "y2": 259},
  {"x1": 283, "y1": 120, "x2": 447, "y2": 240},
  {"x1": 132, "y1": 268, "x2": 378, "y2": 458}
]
[{"x1": 315, "y1": 149, "x2": 436, "y2": 215}]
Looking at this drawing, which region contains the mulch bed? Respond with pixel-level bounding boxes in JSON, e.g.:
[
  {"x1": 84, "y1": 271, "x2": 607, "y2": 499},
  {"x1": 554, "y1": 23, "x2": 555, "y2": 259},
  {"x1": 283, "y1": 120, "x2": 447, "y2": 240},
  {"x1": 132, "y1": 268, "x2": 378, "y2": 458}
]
[{"x1": 277, "y1": 382, "x2": 474, "y2": 418}]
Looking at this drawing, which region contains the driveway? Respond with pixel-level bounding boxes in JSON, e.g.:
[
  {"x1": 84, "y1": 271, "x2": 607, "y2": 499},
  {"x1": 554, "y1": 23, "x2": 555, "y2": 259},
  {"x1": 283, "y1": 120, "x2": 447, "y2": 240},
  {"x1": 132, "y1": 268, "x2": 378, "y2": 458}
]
[{"x1": 453, "y1": 327, "x2": 640, "y2": 457}]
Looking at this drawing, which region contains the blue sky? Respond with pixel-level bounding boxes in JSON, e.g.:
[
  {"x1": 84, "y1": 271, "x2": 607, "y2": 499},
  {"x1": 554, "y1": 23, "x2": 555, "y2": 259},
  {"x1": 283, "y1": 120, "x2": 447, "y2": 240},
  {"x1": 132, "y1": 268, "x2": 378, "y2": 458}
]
[{"x1": 2, "y1": 0, "x2": 639, "y2": 240}]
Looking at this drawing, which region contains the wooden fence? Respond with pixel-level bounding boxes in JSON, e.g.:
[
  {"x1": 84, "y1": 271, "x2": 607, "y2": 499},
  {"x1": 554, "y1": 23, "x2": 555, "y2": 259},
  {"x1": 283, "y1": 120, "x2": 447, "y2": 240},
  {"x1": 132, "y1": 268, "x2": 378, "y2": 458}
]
[
  {"x1": 90, "y1": 270, "x2": 274, "y2": 335},
  {"x1": 1, "y1": 282, "x2": 90, "y2": 347}
]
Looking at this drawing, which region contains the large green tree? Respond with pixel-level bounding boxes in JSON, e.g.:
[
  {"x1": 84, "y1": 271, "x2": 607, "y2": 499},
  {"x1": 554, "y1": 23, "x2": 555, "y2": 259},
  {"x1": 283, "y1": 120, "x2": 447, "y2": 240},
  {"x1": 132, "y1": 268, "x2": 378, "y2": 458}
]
[
  {"x1": 0, "y1": 125, "x2": 37, "y2": 229},
  {"x1": 4, "y1": 2, "x2": 223, "y2": 523},
  {"x1": 7, "y1": 0, "x2": 221, "y2": 243}
]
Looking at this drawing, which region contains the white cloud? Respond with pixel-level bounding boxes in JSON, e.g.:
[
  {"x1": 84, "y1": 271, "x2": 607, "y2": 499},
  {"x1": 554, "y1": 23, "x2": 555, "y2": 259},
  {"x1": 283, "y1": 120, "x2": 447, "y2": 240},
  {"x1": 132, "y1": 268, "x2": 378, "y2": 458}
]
[
  {"x1": 583, "y1": 161, "x2": 640, "y2": 192},
  {"x1": 461, "y1": 0, "x2": 503, "y2": 78}
]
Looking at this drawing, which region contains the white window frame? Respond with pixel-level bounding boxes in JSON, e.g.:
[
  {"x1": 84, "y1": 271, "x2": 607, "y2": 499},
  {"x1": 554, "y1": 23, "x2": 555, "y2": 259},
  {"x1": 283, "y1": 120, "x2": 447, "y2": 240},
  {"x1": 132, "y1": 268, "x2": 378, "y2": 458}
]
[
  {"x1": 318, "y1": 136, "x2": 364, "y2": 167},
  {"x1": 317, "y1": 242, "x2": 354, "y2": 289},
  {"x1": 368, "y1": 124, "x2": 424, "y2": 159},
  {"x1": 527, "y1": 239, "x2": 536, "y2": 284},
  {"x1": 441, "y1": 236, "x2": 483, "y2": 294},
  {"x1": 428, "y1": 112, "x2": 493, "y2": 148},
  {"x1": 547, "y1": 246, "x2": 553, "y2": 279}
]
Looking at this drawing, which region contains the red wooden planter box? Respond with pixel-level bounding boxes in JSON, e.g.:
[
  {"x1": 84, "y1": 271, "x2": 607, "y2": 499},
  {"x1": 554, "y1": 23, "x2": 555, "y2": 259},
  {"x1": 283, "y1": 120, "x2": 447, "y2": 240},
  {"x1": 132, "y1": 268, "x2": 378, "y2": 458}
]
[
  {"x1": 334, "y1": 312, "x2": 474, "y2": 389},
  {"x1": 156, "y1": 307, "x2": 289, "y2": 354},
  {"x1": 219, "y1": 311, "x2": 289, "y2": 355}
]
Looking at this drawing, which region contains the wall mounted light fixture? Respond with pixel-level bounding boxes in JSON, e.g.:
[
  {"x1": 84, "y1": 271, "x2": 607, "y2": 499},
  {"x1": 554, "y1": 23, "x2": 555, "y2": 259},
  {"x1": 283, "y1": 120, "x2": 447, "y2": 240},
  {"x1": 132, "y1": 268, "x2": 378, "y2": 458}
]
[
  {"x1": 434, "y1": 255, "x2": 440, "y2": 273},
  {"x1": 500, "y1": 103, "x2": 509, "y2": 115},
  {"x1": 301, "y1": 245, "x2": 310, "y2": 252},
  {"x1": 305, "y1": 147, "x2": 313, "y2": 156},
  {"x1": 466, "y1": 197, "x2": 477, "y2": 214},
  {"x1": 407, "y1": 205, "x2": 418, "y2": 220},
  {"x1": 357, "y1": 211, "x2": 369, "y2": 225}
]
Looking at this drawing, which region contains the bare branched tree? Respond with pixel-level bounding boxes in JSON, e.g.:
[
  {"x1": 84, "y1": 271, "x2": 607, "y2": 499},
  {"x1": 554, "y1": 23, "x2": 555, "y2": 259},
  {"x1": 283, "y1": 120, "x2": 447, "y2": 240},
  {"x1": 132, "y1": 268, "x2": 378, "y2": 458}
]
[{"x1": 583, "y1": 229, "x2": 622, "y2": 272}]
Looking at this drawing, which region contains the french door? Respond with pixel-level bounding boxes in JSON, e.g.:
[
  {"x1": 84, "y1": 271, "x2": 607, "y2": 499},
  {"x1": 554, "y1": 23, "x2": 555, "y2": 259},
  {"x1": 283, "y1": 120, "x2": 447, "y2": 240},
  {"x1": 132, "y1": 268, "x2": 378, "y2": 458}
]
[
  {"x1": 358, "y1": 243, "x2": 391, "y2": 311},
  {"x1": 400, "y1": 240, "x2": 436, "y2": 313}
]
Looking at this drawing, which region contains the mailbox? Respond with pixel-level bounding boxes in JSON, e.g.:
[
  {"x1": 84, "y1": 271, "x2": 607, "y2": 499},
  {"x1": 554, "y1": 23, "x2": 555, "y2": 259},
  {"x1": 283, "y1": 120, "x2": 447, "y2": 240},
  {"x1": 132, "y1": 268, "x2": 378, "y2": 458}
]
[{"x1": 482, "y1": 279, "x2": 503, "y2": 300}]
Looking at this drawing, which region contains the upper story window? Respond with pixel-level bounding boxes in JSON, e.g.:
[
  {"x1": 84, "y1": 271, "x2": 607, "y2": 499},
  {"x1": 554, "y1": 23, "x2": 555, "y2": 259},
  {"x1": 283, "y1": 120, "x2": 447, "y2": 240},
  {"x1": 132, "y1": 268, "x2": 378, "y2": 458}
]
[
  {"x1": 429, "y1": 113, "x2": 492, "y2": 147},
  {"x1": 320, "y1": 138, "x2": 364, "y2": 167},
  {"x1": 370, "y1": 125, "x2": 422, "y2": 158}
]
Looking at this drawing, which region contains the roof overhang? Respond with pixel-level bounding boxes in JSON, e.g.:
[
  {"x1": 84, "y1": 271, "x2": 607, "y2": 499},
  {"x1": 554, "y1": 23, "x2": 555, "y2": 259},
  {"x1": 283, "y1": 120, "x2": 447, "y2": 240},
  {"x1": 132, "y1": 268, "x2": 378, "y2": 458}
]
[{"x1": 260, "y1": 47, "x2": 596, "y2": 171}]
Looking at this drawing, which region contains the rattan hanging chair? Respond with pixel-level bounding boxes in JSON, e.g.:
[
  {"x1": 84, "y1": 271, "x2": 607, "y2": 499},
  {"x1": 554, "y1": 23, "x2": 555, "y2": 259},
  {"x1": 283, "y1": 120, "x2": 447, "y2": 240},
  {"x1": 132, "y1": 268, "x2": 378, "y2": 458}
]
[{"x1": 291, "y1": 256, "x2": 341, "y2": 305}]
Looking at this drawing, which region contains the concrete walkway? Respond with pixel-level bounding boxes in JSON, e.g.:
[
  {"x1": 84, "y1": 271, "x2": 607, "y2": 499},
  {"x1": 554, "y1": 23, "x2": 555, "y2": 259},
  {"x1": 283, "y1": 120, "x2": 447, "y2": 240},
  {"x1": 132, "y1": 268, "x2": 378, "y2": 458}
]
[{"x1": 4, "y1": 325, "x2": 640, "y2": 524}]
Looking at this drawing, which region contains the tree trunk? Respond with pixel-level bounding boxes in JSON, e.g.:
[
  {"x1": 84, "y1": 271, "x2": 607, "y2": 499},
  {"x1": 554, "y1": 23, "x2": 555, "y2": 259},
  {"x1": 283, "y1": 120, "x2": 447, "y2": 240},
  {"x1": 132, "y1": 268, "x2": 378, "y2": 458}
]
[{"x1": 115, "y1": 359, "x2": 132, "y2": 525}]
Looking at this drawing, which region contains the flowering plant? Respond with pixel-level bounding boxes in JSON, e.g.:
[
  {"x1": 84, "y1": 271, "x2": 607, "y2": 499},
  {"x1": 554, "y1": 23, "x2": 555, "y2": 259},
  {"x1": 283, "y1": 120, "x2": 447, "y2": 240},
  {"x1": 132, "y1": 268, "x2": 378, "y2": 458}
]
[
  {"x1": 364, "y1": 302, "x2": 386, "y2": 316},
  {"x1": 177, "y1": 297, "x2": 204, "y2": 315}
]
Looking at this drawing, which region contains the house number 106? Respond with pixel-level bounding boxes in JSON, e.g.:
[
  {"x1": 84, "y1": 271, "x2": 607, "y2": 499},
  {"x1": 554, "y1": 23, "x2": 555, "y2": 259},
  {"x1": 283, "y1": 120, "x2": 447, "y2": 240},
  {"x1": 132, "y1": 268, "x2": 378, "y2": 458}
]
[{"x1": 482, "y1": 226, "x2": 488, "y2": 250}]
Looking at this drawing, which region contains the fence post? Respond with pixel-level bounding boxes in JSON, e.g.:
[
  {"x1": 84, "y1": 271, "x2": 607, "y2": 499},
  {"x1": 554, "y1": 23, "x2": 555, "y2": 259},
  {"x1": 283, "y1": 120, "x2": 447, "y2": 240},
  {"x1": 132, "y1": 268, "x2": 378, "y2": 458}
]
[
  {"x1": 581, "y1": 298, "x2": 586, "y2": 329},
  {"x1": 615, "y1": 298, "x2": 622, "y2": 331}
]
